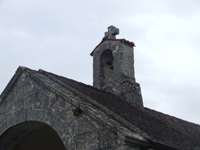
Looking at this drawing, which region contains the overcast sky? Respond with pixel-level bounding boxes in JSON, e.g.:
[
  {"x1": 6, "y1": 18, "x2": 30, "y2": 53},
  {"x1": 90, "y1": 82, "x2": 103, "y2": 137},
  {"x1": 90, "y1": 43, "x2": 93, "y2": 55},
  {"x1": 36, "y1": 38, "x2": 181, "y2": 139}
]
[{"x1": 1, "y1": 0, "x2": 200, "y2": 124}]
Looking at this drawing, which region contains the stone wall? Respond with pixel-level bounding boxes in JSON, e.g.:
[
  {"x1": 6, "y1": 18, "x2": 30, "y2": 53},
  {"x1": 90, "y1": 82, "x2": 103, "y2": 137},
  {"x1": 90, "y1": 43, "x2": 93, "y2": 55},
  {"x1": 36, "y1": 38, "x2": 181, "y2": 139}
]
[{"x1": 0, "y1": 71, "x2": 143, "y2": 150}]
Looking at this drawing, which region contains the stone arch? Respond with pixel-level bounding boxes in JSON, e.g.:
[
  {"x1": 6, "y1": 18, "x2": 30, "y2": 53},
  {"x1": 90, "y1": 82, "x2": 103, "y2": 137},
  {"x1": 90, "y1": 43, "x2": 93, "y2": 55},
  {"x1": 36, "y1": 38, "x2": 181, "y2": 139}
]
[
  {"x1": 0, "y1": 121, "x2": 66, "y2": 150},
  {"x1": 100, "y1": 49, "x2": 114, "y2": 87}
]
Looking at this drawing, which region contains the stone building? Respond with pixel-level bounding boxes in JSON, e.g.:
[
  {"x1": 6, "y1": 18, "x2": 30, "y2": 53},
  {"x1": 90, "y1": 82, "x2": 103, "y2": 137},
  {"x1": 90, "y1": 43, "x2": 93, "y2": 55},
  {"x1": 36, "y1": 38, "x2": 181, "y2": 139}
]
[{"x1": 0, "y1": 26, "x2": 200, "y2": 150}]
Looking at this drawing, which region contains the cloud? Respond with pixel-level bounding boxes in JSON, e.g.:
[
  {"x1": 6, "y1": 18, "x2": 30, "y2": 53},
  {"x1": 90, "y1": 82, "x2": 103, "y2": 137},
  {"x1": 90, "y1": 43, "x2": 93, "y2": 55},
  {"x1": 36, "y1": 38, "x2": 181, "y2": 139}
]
[{"x1": 1, "y1": 0, "x2": 200, "y2": 124}]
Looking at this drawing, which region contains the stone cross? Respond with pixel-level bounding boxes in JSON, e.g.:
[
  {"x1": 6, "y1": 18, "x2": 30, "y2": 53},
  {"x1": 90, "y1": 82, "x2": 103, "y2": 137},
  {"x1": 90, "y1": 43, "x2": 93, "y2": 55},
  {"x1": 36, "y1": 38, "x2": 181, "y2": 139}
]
[{"x1": 105, "y1": 25, "x2": 119, "y2": 39}]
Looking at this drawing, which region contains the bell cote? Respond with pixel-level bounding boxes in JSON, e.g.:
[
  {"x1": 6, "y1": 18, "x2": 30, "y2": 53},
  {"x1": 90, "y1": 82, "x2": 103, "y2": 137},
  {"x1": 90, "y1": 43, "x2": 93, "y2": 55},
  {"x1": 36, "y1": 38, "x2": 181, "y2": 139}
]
[{"x1": 90, "y1": 26, "x2": 143, "y2": 107}]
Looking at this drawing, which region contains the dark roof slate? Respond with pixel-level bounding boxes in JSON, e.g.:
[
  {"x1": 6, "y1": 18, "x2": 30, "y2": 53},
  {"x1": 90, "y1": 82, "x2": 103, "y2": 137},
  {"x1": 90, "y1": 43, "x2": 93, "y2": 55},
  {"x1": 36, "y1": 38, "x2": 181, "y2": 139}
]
[
  {"x1": 37, "y1": 68, "x2": 200, "y2": 150},
  {"x1": 2, "y1": 67, "x2": 200, "y2": 150}
]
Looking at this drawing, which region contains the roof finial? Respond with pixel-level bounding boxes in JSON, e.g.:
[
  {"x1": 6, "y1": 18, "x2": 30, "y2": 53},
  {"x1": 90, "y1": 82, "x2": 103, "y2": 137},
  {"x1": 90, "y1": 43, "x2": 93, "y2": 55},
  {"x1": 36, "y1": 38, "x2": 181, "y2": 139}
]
[{"x1": 105, "y1": 25, "x2": 119, "y2": 39}]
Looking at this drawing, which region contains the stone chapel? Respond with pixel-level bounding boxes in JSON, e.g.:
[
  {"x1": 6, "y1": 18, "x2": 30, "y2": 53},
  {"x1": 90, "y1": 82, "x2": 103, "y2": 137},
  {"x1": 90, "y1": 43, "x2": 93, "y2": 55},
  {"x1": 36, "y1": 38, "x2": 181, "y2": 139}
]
[{"x1": 0, "y1": 26, "x2": 200, "y2": 150}]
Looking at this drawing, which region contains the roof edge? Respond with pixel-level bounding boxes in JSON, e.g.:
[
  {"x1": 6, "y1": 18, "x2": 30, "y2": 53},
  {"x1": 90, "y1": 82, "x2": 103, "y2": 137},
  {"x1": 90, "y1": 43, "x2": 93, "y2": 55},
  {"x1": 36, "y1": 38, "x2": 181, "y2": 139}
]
[
  {"x1": 90, "y1": 38, "x2": 135, "y2": 56},
  {"x1": 38, "y1": 70, "x2": 152, "y2": 139},
  {"x1": 0, "y1": 66, "x2": 26, "y2": 102}
]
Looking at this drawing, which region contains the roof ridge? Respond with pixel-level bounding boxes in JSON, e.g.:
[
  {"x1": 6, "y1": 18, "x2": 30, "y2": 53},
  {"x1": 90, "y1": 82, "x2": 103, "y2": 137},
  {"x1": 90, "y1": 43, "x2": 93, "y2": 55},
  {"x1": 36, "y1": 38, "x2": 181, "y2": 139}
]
[{"x1": 38, "y1": 69, "x2": 121, "y2": 98}]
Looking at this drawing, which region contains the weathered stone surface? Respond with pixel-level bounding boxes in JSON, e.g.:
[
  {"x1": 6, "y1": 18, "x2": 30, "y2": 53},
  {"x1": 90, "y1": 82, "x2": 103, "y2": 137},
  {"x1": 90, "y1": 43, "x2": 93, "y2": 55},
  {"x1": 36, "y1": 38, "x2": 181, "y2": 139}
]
[
  {"x1": 92, "y1": 39, "x2": 143, "y2": 107},
  {"x1": 105, "y1": 25, "x2": 119, "y2": 39},
  {"x1": 0, "y1": 70, "x2": 144, "y2": 150}
]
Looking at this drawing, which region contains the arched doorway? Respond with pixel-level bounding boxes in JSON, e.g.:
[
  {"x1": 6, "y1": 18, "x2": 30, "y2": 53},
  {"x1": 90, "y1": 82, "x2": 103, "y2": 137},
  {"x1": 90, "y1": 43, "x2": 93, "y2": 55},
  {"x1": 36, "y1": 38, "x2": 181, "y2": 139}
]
[{"x1": 0, "y1": 121, "x2": 66, "y2": 150}]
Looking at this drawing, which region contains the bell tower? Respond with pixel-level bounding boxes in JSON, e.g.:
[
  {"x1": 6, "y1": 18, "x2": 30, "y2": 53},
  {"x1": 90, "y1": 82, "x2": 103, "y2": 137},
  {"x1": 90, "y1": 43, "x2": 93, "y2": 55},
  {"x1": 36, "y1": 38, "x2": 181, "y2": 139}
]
[{"x1": 90, "y1": 26, "x2": 143, "y2": 107}]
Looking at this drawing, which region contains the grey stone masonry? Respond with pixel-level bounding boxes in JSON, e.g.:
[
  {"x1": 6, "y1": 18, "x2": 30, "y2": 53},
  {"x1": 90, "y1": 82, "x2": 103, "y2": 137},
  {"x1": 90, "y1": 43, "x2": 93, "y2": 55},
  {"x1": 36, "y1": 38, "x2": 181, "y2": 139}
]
[
  {"x1": 105, "y1": 25, "x2": 119, "y2": 39},
  {"x1": 92, "y1": 26, "x2": 143, "y2": 107},
  {"x1": 0, "y1": 67, "x2": 148, "y2": 150}
]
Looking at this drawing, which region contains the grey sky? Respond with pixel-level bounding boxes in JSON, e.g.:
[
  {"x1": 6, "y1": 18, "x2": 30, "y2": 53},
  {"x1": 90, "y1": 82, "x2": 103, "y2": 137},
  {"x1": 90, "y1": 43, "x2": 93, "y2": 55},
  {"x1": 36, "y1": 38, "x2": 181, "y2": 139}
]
[{"x1": 1, "y1": 0, "x2": 200, "y2": 124}]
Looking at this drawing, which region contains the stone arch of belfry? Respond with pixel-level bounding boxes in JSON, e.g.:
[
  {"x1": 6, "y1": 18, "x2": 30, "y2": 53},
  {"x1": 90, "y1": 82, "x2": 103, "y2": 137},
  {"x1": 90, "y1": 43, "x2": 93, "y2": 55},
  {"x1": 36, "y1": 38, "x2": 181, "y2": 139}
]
[
  {"x1": 0, "y1": 121, "x2": 66, "y2": 150},
  {"x1": 100, "y1": 49, "x2": 114, "y2": 87}
]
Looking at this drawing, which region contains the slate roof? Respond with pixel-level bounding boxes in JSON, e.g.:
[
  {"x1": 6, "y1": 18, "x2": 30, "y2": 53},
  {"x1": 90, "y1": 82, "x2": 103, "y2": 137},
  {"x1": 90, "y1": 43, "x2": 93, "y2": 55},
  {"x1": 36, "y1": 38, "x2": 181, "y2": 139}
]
[{"x1": 1, "y1": 67, "x2": 200, "y2": 150}]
